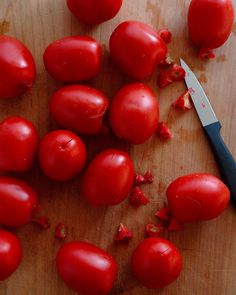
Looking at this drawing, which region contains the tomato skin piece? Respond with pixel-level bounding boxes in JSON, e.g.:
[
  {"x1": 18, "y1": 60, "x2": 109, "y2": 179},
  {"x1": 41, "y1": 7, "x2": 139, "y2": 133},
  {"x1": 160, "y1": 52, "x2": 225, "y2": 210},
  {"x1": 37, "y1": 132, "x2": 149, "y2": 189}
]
[
  {"x1": 49, "y1": 85, "x2": 109, "y2": 135},
  {"x1": 56, "y1": 241, "x2": 117, "y2": 295},
  {"x1": 66, "y1": 0, "x2": 123, "y2": 25},
  {"x1": 0, "y1": 116, "x2": 39, "y2": 172},
  {"x1": 82, "y1": 149, "x2": 134, "y2": 206},
  {"x1": 109, "y1": 83, "x2": 159, "y2": 144},
  {"x1": 188, "y1": 0, "x2": 234, "y2": 49},
  {"x1": 131, "y1": 238, "x2": 182, "y2": 289},
  {"x1": 0, "y1": 35, "x2": 36, "y2": 99},
  {"x1": 0, "y1": 229, "x2": 22, "y2": 281},
  {"x1": 167, "y1": 174, "x2": 230, "y2": 223},
  {"x1": 39, "y1": 130, "x2": 87, "y2": 181},
  {"x1": 43, "y1": 36, "x2": 101, "y2": 83},
  {"x1": 109, "y1": 21, "x2": 167, "y2": 79},
  {"x1": 0, "y1": 177, "x2": 37, "y2": 227}
]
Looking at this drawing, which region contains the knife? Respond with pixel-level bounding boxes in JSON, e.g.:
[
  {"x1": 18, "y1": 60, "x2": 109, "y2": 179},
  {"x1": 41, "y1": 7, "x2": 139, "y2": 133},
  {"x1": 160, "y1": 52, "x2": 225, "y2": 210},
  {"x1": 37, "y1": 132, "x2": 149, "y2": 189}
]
[{"x1": 180, "y1": 58, "x2": 236, "y2": 207}]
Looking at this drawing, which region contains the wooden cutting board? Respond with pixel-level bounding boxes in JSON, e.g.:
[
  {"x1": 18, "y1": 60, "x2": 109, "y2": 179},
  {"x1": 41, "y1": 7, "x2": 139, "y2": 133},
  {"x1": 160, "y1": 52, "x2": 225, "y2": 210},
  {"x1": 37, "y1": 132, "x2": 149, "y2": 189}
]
[{"x1": 0, "y1": 0, "x2": 236, "y2": 294}]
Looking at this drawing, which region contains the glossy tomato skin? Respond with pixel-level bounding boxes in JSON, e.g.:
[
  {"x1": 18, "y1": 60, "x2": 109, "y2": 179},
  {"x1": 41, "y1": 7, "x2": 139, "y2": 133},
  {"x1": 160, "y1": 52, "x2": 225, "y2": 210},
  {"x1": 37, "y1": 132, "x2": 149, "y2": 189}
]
[
  {"x1": 109, "y1": 21, "x2": 167, "y2": 79},
  {"x1": 109, "y1": 83, "x2": 159, "y2": 144},
  {"x1": 56, "y1": 241, "x2": 117, "y2": 295},
  {"x1": 167, "y1": 174, "x2": 230, "y2": 223},
  {"x1": 0, "y1": 177, "x2": 37, "y2": 227},
  {"x1": 0, "y1": 229, "x2": 22, "y2": 281},
  {"x1": 50, "y1": 85, "x2": 109, "y2": 135},
  {"x1": 188, "y1": 0, "x2": 234, "y2": 49},
  {"x1": 0, "y1": 116, "x2": 39, "y2": 172},
  {"x1": 0, "y1": 35, "x2": 36, "y2": 99},
  {"x1": 66, "y1": 0, "x2": 123, "y2": 25},
  {"x1": 82, "y1": 149, "x2": 134, "y2": 206},
  {"x1": 131, "y1": 238, "x2": 182, "y2": 289},
  {"x1": 43, "y1": 36, "x2": 101, "y2": 83},
  {"x1": 39, "y1": 130, "x2": 87, "y2": 181}
]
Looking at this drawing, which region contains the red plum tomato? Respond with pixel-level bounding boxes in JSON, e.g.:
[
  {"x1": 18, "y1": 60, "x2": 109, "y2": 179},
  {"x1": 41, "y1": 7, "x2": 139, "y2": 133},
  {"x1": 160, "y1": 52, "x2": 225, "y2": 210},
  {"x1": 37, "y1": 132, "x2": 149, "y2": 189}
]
[
  {"x1": 167, "y1": 173, "x2": 230, "y2": 223},
  {"x1": 0, "y1": 177, "x2": 37, "y2": 227},
  {"x1": 66, "y1": 0, "x2": 123, "y2": 24},
  {"x1": 82, "y1": 149, "x2": 134, "y2": 206},
  {"x1": 131, "y1": 238, "x2": 182, "y2": 289},
  {"x1": 56, "y1": 241, "x2": 117, "y2": 295},
  {"x1": 39, "y1": 130, "x2": 87, "y2": 181},
  {"x1": 0, "y1": 116, "x2": 39, "y2": 172},
  {"x1": 0, "y1": 229, "x2": 22, "y2": 281},
  {"x1": 0, "y1": 35, "x2": 36, "y2": 99},
  {"x1": 109, "y1": 83, "x2": 159, "y2": 144},
  {"x1": 49, "y1": 85, "x2": 109, "y2": 135},
  {"x1": 43, "y1": 36, "x2": 101, "y2": 82},
  {"x1": 109, "y1": 21, "x2": 167, "y2": 79},
  {"x1": 188, "y1": 0, "x2": 234, "y2": 49}
]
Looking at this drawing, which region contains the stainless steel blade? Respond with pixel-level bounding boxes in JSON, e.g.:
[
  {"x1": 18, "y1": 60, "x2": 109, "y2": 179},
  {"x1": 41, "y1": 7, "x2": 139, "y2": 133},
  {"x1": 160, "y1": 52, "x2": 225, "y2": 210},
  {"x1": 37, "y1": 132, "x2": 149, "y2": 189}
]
[{"x1": 180, "y1": 58, "x2": 219, "y2": 127}]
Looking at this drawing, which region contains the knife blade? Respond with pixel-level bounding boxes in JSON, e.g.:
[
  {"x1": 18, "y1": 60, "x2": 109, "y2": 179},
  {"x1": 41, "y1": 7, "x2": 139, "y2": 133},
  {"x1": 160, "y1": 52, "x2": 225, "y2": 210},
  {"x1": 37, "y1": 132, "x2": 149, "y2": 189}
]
[{"x1": 180, "y1": 58, "x2": 236, "y2": 207}]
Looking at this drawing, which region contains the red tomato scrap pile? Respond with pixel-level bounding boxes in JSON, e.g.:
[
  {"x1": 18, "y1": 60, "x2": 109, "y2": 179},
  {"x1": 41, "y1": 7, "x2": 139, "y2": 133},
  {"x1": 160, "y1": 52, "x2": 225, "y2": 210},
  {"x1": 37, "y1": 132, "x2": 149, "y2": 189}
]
[{"x1": 0, "y1": 0, "x2": 234, "y2": 294}]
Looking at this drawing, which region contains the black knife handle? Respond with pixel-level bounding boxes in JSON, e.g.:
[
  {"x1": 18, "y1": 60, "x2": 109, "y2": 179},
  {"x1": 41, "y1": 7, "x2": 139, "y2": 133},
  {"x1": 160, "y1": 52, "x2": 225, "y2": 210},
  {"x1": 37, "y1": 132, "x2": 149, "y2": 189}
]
[{"x1": 204, "y1": 122, "x2": 236, "y2": 207}]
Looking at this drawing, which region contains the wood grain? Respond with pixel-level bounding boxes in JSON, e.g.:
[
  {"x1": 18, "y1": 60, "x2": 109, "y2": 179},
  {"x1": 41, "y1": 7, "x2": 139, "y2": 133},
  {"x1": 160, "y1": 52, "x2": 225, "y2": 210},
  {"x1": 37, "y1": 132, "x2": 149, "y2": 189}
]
[{"x1": 0, "y1": 0, "x2": 236, "y2": 294}]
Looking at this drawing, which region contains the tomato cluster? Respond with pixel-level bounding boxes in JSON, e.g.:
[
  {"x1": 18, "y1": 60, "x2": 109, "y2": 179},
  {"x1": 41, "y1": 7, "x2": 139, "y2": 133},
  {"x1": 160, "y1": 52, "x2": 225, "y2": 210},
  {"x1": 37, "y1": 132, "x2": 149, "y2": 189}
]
[{"x1": 0, "y1": 0, "x2": 234, "y2": 293}]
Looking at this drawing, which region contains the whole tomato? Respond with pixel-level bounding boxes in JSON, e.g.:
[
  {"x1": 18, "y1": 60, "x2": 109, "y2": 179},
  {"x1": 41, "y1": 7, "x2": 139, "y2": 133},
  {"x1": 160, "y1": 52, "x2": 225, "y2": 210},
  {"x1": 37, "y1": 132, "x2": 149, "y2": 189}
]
[
  {"x1": 0, "y1": 116, "x2": 39, "y2": 172},
  {"x1": 66, "y1": 0, "x2": 123, "y2": 24},
  {"x1": 109, "y1": 83, "x2": 159, "y2": 144},
  {"x1": 0, "y1": 35, "x2": 36, "y2": 99},
  {"x1": 49, "y1": 85, "x2": 109, "y2": 135},
  {"x1": 82, "y1": 149, "x2": 134, "y2": 206},
  {"x1": 167, "y1": 174, "x2": 230, "y2": 223},
  {"x1": 109, "y1": 21, "x2": 167, "y2": 79},
  {"x1": 131, "y1": 238, "x2": 182, "y2": 289},
  {"x1": 0, "y1": 177, "x2": 37, "y2": 227},
  {"x1": 43, "y1": 36, "x2": 101, "y2": 83},
  {"x1": 188, "y1": 0, "x2": 234, "y2": 49},
  {"x1": 56, "y1": 241, "x2": 117, "y2": 295},
  {"x1": 0, "y1": 229, "x2": 22, "y2": 281},
  {"x1": 39, "y1": 130, "x2": 87, "y2": 181}
]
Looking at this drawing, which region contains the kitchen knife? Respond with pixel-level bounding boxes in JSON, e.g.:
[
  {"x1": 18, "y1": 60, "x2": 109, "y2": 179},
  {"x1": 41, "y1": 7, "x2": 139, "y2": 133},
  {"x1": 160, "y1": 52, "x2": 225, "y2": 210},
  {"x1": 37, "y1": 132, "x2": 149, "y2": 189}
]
[{"x1": 180, "y1": 58, "x2": 236, "y2": 207}]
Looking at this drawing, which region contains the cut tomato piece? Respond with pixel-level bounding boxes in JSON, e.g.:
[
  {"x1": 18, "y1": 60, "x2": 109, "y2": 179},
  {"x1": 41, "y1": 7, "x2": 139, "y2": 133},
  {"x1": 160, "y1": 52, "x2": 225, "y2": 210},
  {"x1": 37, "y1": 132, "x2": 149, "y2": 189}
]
[
  {"x1": 168, "y1": 64, "x2": 186, "y2": 81},
  {"x1": 159, "y1": 64, "x2": 185, "y2": 88},
  {"x1": 32, "y1": 216, "x2": 50, "y2": 229},
  {"x1": 134, "y1": 171, "x2": 154, "y2": 186},
  {"x1": 158, "y1": 29, "x2": 172, "y2": 44},
  {"x1": 159, "y1": 56, "x2": 173, "y2": 66},
  {"x1": 129, "y1": 187, "x2": 150, "y2": 208},
  {"x1": 168, "y1": 218, "x2": 184, "y2": 232},
  {"x1": 115, "y1": 223, "x2": 133, "y2": 242},
  {"x1": 198, "y1": 47, "x2": 216, "y2": 59},
  {"x1": 155, "y1": 207, "x2": 171, "y2": 221},
  {"x1": 55, "y1": 223, "x2": 68, "y2": 240},
  {"x1": 143, "y1": 171, "x2": 154, "y2": 184},
  {"x1": 156, "y1": 122, "x2": 173, "y2": 140},
  {"x1": 146, "y1": 223, "x2": 164, "y2": 238},
  {"x1": 173, "y1": 91, "x2": 193, "y2": 110}
]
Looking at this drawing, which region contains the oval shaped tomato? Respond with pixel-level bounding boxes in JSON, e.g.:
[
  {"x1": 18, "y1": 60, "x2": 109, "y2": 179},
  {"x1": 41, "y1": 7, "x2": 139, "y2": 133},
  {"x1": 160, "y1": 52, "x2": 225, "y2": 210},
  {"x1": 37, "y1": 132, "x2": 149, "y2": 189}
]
[
  {"x1": 49, "y1": 85, "x2": 109, "y2": 135},
  {"x1": 109, "y1": 21, "x2": 167, "y2": 79},
  {"x1": 56, "y1": 241, "x2": 117, "y2": 295},
  {"x1": 43, "y1": 36, "x2": 101, "y2": 83},
  {"x1": 82, "y1": 149, "x2": 134, "y2": 206},
  {"x1": 188, "y1": 0, "x2": 234, "y2": 49},
  {"x1": 0, "y1": 177, "x2": 37, "y2": 227},
  {"x1": 109, "y1": 83, "x2": 159, "y2": 144},
  {"x1": 0, "y1": 35, "x2": 36, "y2": 99},
  {"x1": 167, "y1": 174, "x2": 230, "y2": 223},
  {"x1": 131, "y1": 238, "x2": 182, "y2": 289},
  {"x1": 0, "y1": 229, "x2": 22, "y2": 281},
  {"x1": 66, "y1": 0, "x2": 123, "y2": 24},
  {"x1": 39, "y1": 130, "x2": 87, "y2": 181},
  {"x1": 0, "y1": 116, "x2": 39, "y2": 172}
]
